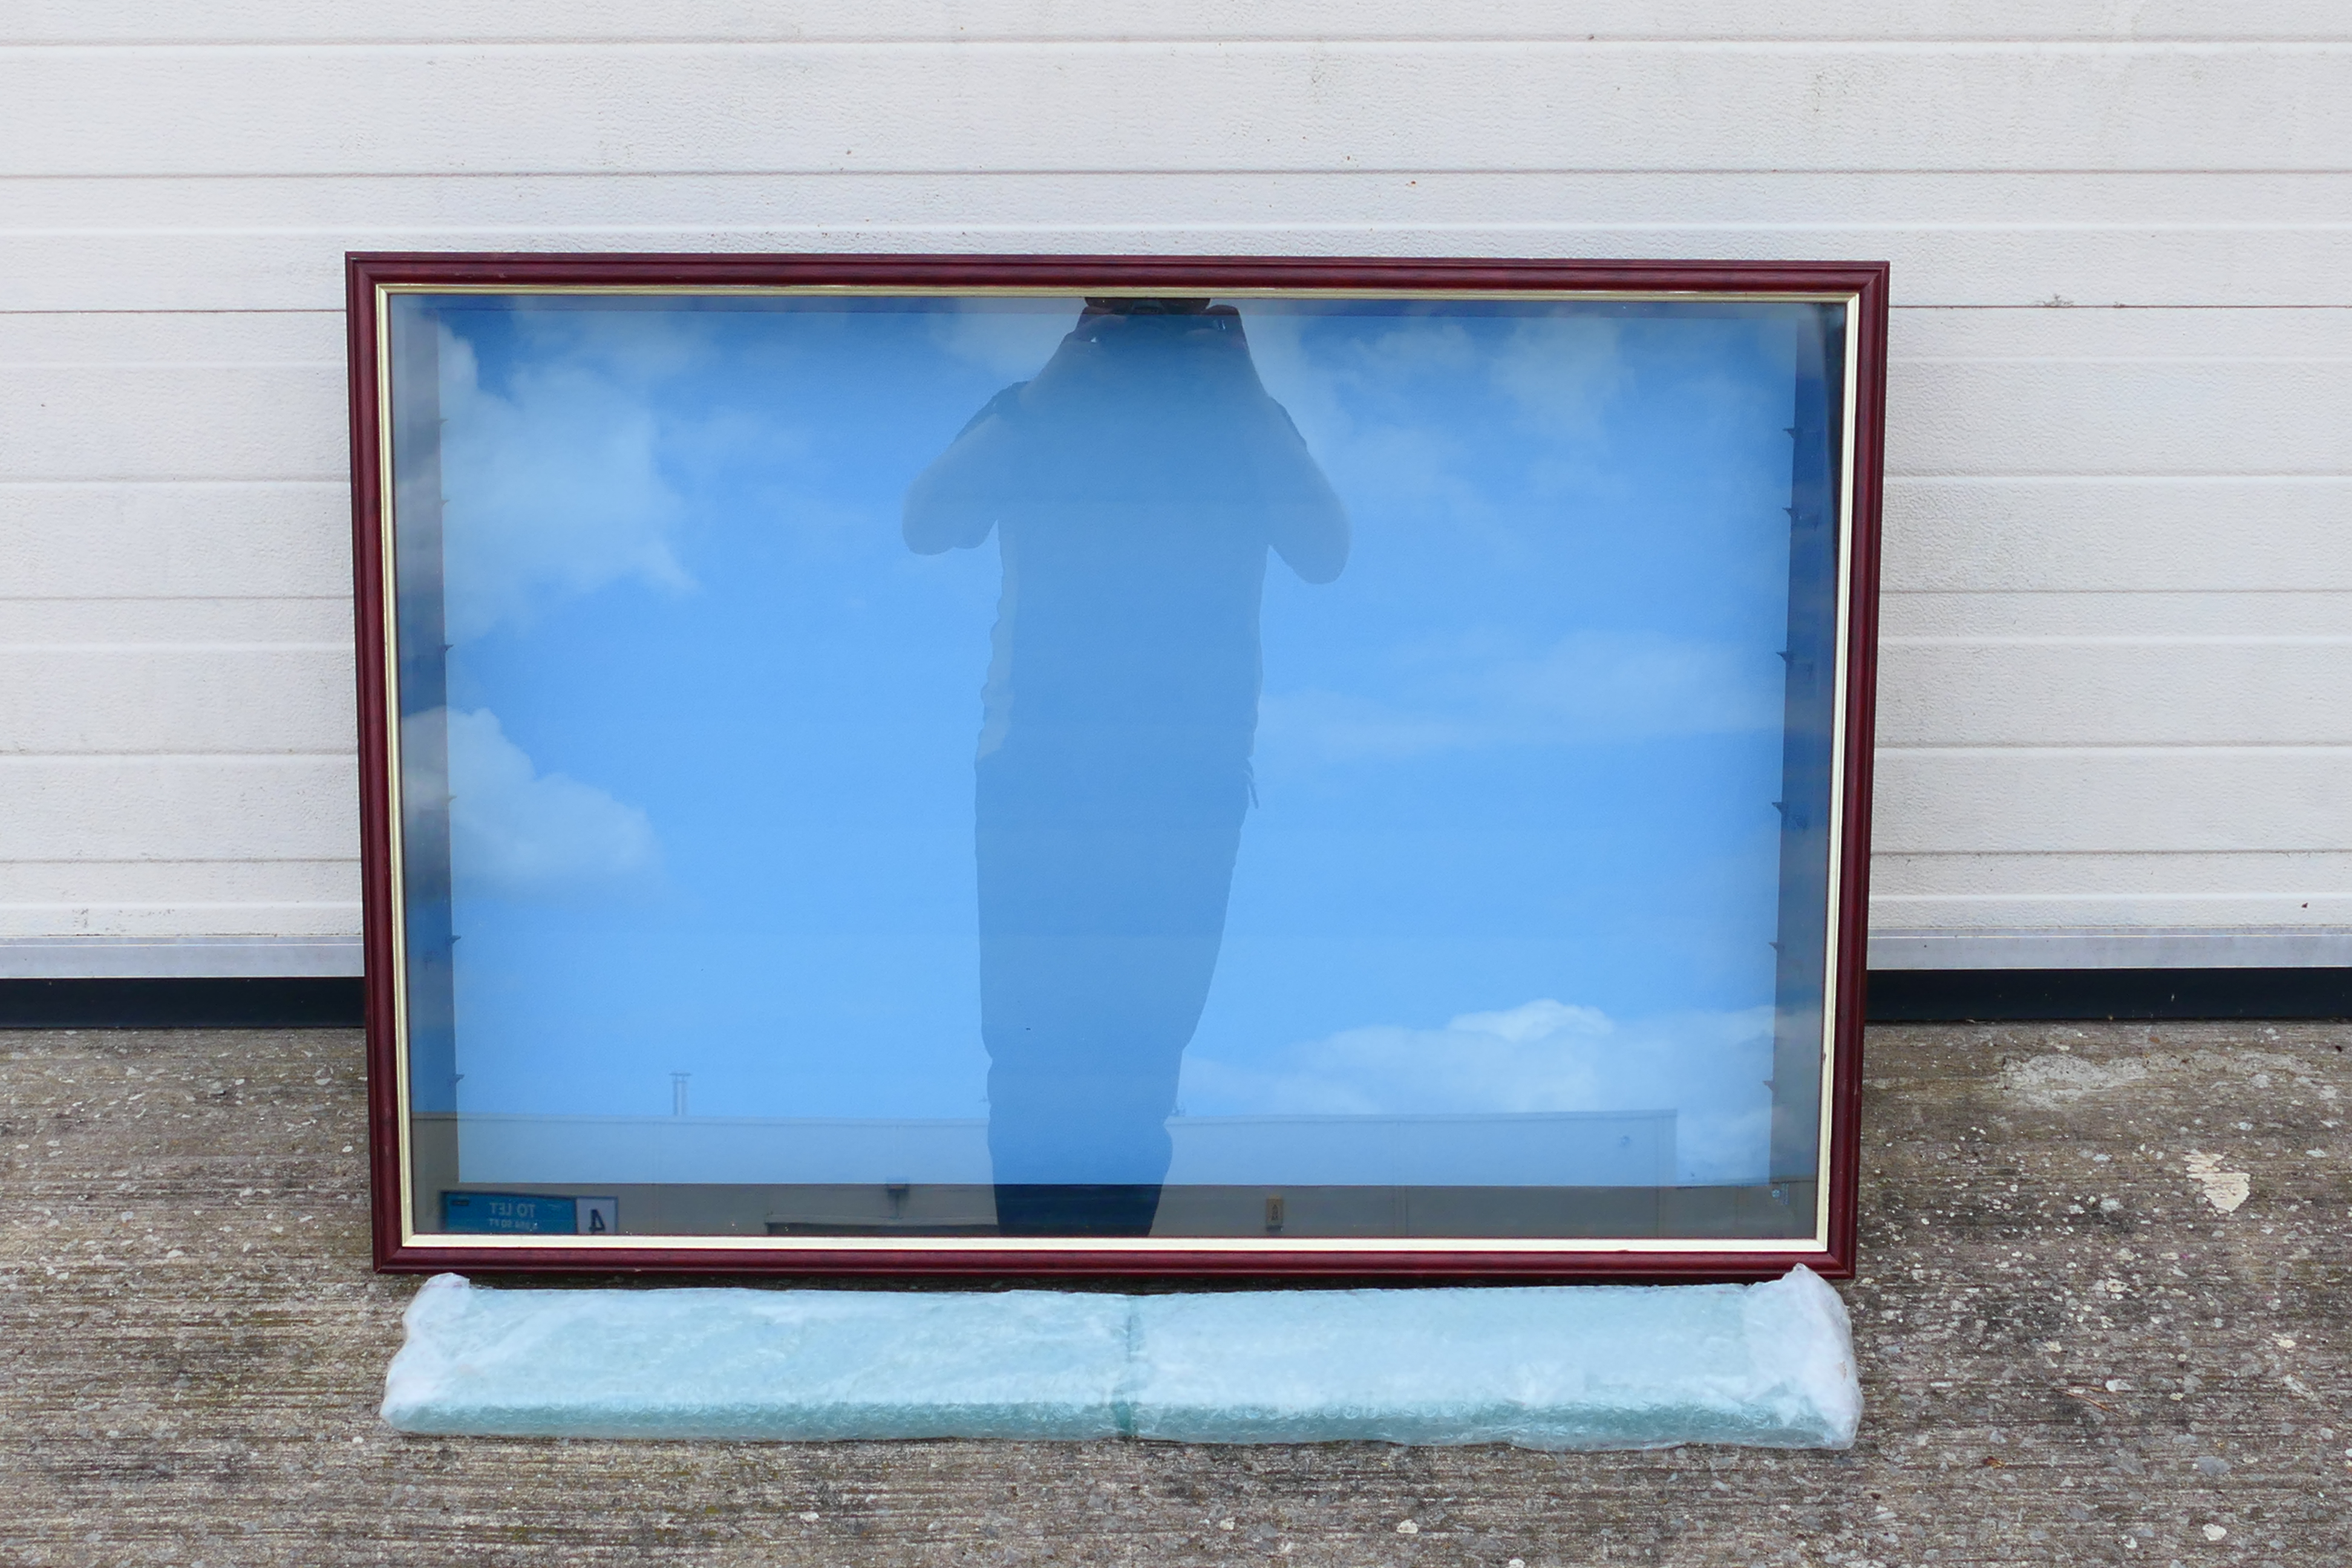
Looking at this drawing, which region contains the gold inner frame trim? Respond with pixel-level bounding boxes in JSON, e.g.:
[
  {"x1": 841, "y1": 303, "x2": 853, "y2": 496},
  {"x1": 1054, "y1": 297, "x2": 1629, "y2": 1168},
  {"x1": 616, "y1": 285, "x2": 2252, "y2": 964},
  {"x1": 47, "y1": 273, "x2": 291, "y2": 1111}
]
[{"x1": 373, "y1": 281, "x2": 1864, "y2": 1256}]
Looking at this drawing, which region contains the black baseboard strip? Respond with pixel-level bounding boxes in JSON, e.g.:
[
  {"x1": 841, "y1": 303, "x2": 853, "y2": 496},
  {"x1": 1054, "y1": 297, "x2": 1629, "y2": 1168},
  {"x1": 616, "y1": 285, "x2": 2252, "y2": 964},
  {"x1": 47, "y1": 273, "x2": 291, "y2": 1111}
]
[
  {"x1": 1867, "y1": 967, "x2": 2352, "y2": 1024},
  {"x1": 0, "y1": 977, "x2": 365, "y2": 1030},
  {"x1": 3, "y1": 969, "x2": 2347, "y2": 1031}
]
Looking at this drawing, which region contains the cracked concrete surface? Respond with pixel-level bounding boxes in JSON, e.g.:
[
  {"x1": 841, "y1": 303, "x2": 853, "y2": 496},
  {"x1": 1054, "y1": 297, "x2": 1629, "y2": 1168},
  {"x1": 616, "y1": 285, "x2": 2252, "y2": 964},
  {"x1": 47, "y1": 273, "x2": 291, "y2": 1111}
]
[{"x1": 1, "y1": 1021, "x2": 2346, "y2": 1565}]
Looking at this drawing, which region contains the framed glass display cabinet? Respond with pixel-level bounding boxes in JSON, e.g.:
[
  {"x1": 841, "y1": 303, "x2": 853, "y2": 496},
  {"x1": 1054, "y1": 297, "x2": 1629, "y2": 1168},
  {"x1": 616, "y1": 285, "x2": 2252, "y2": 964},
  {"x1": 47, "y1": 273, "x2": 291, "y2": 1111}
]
[{"x1": 349, "y1": 254, "x2": 1887, "y2": 1279}]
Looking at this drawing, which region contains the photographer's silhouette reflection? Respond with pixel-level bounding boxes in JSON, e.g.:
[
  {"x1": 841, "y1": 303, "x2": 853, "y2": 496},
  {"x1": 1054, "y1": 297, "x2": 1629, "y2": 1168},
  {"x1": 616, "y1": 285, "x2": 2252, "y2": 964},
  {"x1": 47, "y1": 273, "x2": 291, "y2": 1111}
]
[{"x1": 905, "y1": 298, "x2": 1348, "y2": 1236}]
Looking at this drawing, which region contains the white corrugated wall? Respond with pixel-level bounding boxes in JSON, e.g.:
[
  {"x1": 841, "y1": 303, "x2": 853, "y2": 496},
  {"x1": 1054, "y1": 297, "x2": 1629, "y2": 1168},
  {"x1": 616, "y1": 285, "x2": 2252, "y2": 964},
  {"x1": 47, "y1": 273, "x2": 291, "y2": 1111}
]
[{"x1": 2, "y1": 3, "x2": 2348, "y2": 975}]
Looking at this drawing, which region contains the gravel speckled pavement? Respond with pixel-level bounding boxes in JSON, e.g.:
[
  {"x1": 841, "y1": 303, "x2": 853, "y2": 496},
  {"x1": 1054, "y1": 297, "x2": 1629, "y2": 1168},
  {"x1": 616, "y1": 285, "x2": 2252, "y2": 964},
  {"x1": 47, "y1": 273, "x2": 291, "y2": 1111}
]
[{"x1": 2, "y1": 1022, "x2": 2346, "y2": 1566}]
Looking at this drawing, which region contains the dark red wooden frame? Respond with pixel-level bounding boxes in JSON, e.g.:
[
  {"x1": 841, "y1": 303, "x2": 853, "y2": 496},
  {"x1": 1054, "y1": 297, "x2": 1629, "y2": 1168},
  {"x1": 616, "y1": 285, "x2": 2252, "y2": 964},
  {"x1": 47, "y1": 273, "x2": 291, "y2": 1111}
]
[{"x1": 350, "y1": 252, "x2": 1887, "y2": 1282}]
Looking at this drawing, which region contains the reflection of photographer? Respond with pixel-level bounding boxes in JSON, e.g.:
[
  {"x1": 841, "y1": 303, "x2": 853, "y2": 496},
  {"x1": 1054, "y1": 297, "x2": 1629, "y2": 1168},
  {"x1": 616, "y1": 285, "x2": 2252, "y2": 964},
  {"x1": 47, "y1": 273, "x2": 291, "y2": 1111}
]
[{"x1": 906, "y1": 298, "x2": 1348, "y2": 1235}]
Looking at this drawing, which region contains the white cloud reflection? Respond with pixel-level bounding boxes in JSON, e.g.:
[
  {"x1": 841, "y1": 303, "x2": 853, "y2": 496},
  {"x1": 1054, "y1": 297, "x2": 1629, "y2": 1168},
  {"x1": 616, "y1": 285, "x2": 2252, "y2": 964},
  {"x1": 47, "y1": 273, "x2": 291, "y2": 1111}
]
[
  {"x1": 442, "y1": 707, "x2": 658, "y2": 897},
  {"x1": 436, "y1": 325, "x2": 694, "y2": 643},
  {"x1": 1180, "y1": 998, "x2": 1775, "y2": 1184},
  {"x1": 1245, "y1": 309, "x2": 1628, "y2": 494},
  {"x1": 1258, "y1": 627, "x2": 1784, "y2": 765},
  {"x1": 926, "y1": 298, "x2": 1079, "y2": 379}
]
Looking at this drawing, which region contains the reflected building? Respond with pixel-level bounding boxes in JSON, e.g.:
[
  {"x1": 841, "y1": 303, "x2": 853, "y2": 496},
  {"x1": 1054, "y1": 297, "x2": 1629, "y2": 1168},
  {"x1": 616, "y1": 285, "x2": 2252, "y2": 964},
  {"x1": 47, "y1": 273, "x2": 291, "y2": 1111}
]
[{"x1": 904, "y1": 298, "x2": 1348, "y2": 1235}]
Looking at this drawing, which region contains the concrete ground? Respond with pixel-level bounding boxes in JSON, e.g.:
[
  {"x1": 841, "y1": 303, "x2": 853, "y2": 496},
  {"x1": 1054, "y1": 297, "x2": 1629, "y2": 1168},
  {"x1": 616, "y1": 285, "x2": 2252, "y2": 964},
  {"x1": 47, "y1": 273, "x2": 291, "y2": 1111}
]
[{"x1": 1, "y1": 1021, "x2": 2345, "y2": 1566}]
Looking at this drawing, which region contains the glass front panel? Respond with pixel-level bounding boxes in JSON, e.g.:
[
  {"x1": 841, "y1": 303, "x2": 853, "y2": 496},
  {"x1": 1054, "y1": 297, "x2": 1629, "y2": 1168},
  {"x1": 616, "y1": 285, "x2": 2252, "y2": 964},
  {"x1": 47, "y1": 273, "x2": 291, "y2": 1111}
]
[{"x1": 383, "y1": 289, "x2": 1849, "y2": 1245}]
